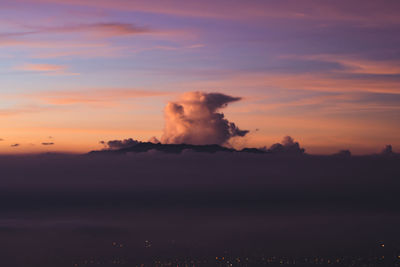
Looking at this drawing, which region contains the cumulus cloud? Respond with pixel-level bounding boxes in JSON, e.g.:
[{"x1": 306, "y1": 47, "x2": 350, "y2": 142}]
[
  {"x1": 268, "y1": 136, "x2": 305, "y2": 154},
  {"x1": 334, "y1": 149, "x2": 352, "y2": 157},
  {"x1": 148, "y1": 136, "x2": 161, "y2": 144},
  {"x1": 100, "y1": 138, "x2": 139, "y2": 150},
  {"x1": 381, "y1": 145, "x2": 393, "y2": 155},
  {"x1": 161, "y1": 91, "x2": 249, "y2": 145}
]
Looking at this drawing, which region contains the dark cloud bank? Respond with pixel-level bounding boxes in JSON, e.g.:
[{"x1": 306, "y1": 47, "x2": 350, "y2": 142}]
[
  {"x1": 41, "y1": 142, "x2": 54, "y2": 146},
  {"x1": 98, "y1": 136, "x2": 305, "y2": 155}
]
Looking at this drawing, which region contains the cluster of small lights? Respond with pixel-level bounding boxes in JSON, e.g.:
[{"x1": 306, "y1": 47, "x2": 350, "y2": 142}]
[
  {"x1": 112, "y1": 241, "x2": 125, "y2": 248},
  {"x1": 70, "y1": 254, "x2": 400, "y2": 267},
  {"x1": 145, "y1": 240, "x2": 152, "y2": 248},
  {"x1": 69, "y1": 241, "x2": 400, "y2": 266},
  {"x1": 73, "y1": 257, "x2": 126, "y2": 266}
]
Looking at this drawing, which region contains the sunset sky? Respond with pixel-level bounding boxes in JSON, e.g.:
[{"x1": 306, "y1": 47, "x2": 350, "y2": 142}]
[{"x1": 1, "y1": 0, "x2": 400, "y2": 154}]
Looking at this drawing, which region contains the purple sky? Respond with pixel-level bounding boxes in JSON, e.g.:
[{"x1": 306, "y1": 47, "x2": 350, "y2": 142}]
[{"x1": 1, "y1": 0, "x2": 400, "y2": 154}]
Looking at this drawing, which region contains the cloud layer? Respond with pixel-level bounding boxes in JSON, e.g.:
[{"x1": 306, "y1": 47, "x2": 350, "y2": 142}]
[
  {"x1": 0, "y1": 151, "x2": 399, "y2": 266},
  {"x1": 161, "y1": 91, "x2": 249, "y2": 145},
  {"x1": 100, "y1": 138, "x2": 139, "y2": 150}
]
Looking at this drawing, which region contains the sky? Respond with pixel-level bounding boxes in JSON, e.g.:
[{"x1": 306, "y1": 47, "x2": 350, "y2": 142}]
[{"x1": 1, "y1": 0, "x2": 400, "y2": 154}]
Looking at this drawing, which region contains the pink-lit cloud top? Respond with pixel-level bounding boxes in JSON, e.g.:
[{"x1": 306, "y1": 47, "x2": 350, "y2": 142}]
[
  {"x1": 162, "y1": 91, "x2": 248, "y2": 145},
  {"x1": 0, "y1": 0, "x2": 400, "y2": 154}
]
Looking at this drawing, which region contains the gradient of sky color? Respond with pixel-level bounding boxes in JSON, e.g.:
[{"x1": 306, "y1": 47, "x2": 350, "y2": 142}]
[{"x1": 1, "y1": 0, "x2": 400, "y2": 154}]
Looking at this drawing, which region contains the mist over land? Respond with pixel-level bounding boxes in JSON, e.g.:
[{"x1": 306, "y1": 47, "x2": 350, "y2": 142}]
[{"x1": 1, "y1": 148, "x2": 399, "y2": 266}]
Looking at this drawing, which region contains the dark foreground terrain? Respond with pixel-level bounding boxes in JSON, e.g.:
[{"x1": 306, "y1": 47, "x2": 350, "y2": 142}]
[{"x1": 0, "y1": 151, "x2": 399, "y2": 266}]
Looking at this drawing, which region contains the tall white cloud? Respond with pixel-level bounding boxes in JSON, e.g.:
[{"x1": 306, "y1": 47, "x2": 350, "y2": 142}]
[{"x1": 161, "y1": 91, "x2": 248, "y2": 145}]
